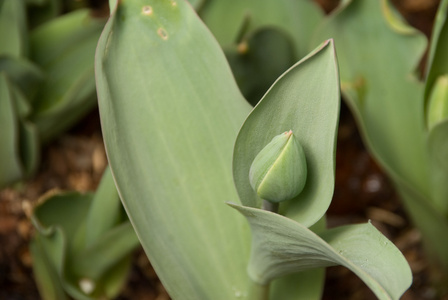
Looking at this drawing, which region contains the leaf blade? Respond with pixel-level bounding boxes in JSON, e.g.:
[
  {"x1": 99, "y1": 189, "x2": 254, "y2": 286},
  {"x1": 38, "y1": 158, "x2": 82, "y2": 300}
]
[
  {"x1": 233, "y1": 40, "x2": 340, "y2": 227},
  {"x1": 95, "y1": 1, "x2": 253, "y2": 298}
]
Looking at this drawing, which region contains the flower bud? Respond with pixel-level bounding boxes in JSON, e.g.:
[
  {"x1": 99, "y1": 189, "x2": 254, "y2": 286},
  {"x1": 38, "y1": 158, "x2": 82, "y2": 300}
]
[
  {"x1": 249, "y1": 130, "x2": 307, "y2": 203},
  {"x1": 427, "y1": 74, "x2": 448, "y2": 130}
]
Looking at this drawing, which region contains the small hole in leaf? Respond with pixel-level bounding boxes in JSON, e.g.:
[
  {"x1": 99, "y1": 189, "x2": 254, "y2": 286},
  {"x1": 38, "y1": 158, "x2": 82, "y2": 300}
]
[
  {"x1": 142, "y1": 5, "x2": 153, "y2": 15},
  {"x1": 158, "y1": 28, "x2": 168, "y2": 40}
]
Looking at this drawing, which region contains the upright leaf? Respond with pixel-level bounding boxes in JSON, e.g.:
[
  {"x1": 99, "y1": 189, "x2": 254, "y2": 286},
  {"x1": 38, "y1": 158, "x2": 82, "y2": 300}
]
[
  {"x1": 0, "y1": 73, "x2": 23, "y2": 186},
  {"x1": 96, "y1": 0, "x2": 254, "y2": 299},
  {"x1": 313, "y1": 0, "x2": 430, "y2": 197},
  {"x1": 233, "y1": 40, "x2": 340, "y2": 227},
  {"x1": 0, "y1": 0, "x2": 28, "y2": 57}
]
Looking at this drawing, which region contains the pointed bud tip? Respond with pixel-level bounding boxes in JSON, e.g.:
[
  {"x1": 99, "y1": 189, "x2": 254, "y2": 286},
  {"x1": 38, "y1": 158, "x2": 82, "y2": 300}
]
[{"x1": 249, "y1": 131, "x2": 307, "y2": 204}]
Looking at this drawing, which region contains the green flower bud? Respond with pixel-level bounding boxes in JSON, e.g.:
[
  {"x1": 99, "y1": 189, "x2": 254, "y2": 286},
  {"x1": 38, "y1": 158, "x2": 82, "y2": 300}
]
[
  {"x1": 427, "y1": 74, "x2": 448, "y2": 130},
  {"x1": 249, "y1": 130, "x2": 307, "y2": 203}
]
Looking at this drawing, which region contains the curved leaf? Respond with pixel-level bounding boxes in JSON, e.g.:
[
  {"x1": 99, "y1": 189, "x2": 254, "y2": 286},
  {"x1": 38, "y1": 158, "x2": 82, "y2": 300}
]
[
  {"x1": 233, "y1": 40, "x2": 340, "y2": 227},
  {"x1": 96, "y1": 0, "x2": 254, "y2": 299},
  {"x1": 313, "y1": 0, "x2": 430, "y2": 197},
  {"x1": 230, "y1": 204, "x2": 412, "y2": 300}
]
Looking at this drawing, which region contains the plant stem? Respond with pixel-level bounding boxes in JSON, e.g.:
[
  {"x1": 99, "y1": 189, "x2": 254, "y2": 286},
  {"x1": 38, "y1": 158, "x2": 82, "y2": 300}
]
[
  {"x1": 262, "y1": 200, "x2": 278, "y2": 213},
  {"x1": 247, "y1": 279, "x2": 270, "y2": 300}
]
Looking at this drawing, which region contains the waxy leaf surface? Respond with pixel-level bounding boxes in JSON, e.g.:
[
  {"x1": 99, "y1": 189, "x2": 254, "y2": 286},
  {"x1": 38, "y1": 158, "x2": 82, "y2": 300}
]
[
  {"x1": 96, "y1": 0, "x2": 254, "y2": 299},
  {"x1": 230, "y1": 204, "x2": 412, "y2": 300},
  {"x1": 233, "y1": 40, "x2": 339, "y2": 227},
  {"x1": 313, "y1": 0, "x2": 429, "y2": 197},
  {"x1": 313, "y1": 0, "x2": 448, "y2": 269}
]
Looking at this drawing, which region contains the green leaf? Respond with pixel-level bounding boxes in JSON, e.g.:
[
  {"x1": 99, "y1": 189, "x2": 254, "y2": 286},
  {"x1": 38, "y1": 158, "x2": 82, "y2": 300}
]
[
  {"x1": 32, "y1": 184, "x2": 138, "y2": 300},
  {"x1": 312, "y1": 0, "x2": 448, "y2": 271},
  {"x1": 425, "y1": 0, "x2": 448, "y2": 103},
  {"x1": 31, "y1": 230, "x2": 69, "y2": 300},
  {"x1": 313, "y1": 0, "x2": 430, "y2": 197},
  {"x1": 395, "y1": 179, "x2": 448, "y2": 271},
  {"x1": 0, "y1": 56, "x2": 44, "y2": 100},
  {"x1": 71, "y1": 222, "x2": 139, "y2": 281},
  {"x1": 29, "y1": 9, "x2": 105, "y2": 142},
  {"x1": 84, "y1": 167, "x2": 122, "y2": 246},
  {"x1": 225, "y1": 27, "x2": 296, "y2": 104},
  {"x1": 230, "y1": 204, "x2": 412, "y2": 300},
  {"x1": 31, "y1": 192, "x2": 93, "y2": 300},
  {"x1": 0, "y1": 73, "x2": 24, "y2": 187},
  {"x1": 0, "y1": 0, "x2": 28, "y2": 57},
  {"x1": 270, "y1": 217, "x2": 326, "y2": 300},
  {"x1": 96, "y1": 0, "x2": 254, "y2": 299},
  {"x1": 18, "y1": 119, "x2": 39, "y2": 176},
  {"x1": 0, "y1": 72, "x2": 40, "y2": 185},
  {"x1": 233, "y1": 40, "x2": 340, "y2": 227},
  {"x1": 200, "y1": 0, "x2": 323, "y2": 59},
  {"x1": 428, "y1": 119, "x2": 448, "y2": 215},
  {"x1": 187, "y1": 0, "x2": 204, "y2": 10}
]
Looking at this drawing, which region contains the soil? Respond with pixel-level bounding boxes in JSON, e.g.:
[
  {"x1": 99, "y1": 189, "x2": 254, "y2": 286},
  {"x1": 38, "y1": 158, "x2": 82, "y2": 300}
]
[{"x1": 1, "y1": 1, "x2": 447, "y2": 300}]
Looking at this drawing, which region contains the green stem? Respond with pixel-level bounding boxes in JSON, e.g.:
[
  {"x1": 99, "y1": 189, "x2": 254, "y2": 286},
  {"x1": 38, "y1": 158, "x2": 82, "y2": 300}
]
[
  {"x1": 247, "y1": 279, "x2": 270, "y2": 300},
  {"x1": 262, "y1": 200, "x2": 278, "y2": 213}
]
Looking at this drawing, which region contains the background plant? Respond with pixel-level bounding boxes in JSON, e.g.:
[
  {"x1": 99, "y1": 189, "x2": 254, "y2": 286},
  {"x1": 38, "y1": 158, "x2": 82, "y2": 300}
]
[
  {"x1": 31, "y1": 167, "x2": 139, "y2": 300},
  {"x1": 0, "y1": 0, "x2": 105, "y2": 187},
  {"x1": 313, "y1": 0, "x2": 448, "y2": 282},
  {"x1": 94, "y1": 0, "x2": 413, "y2": 299}
]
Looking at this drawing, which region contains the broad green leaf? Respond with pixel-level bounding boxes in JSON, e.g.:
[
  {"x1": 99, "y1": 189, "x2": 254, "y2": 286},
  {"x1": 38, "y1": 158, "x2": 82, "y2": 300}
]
[
  {"x1": 230, "y1": 204, "x2": 412, "y2": 300},
  {"x1": 233, "y1": 40, "x2": 340, "y2": 227},
  {"x1": 313, "y1": 0, "x2": 430, "y2": 198},
  {"x1": 200, "y1": 0, "x2": 323, "y2": 59},
  {"x1": 96, "y1": 0, "x2": 253, "y2": 299},
  {"x1": 0, "y1": 73, "x2": 23, "y2": 187},
  {"x1": 425, "y1": 0, "x2": 448, "y2": 103},
  {"x1": 0, "y1": 0, "x2": 28, "y2": 57}
]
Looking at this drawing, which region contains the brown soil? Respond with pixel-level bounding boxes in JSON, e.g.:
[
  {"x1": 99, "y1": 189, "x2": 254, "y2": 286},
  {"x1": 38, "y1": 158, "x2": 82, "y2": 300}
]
[{"x1": 1, "y1": 1, "x2": 447, "y2": 300}]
